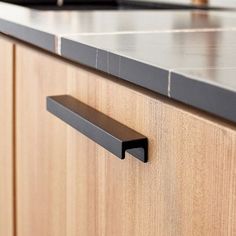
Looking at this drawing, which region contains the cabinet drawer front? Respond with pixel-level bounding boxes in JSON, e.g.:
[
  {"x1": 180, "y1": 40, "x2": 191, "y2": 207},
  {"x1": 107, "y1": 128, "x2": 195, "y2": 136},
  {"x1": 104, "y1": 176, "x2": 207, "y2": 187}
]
[{"x1": 16, "y1": 44, "x2": 236, "y2": 236}]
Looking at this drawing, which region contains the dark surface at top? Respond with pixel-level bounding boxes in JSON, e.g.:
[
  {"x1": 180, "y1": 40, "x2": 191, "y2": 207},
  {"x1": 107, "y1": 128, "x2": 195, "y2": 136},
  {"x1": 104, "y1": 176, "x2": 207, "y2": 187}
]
[{"x1": 2, "y1": 0, "x2": 235, "y2": 10}]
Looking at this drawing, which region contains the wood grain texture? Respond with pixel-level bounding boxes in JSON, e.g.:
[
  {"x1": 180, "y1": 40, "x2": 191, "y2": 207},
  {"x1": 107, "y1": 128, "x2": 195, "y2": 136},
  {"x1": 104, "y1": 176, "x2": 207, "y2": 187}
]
[
  {"x1": 0, "y1": 37, "x2": 14, "y2": 236},
  {"x1": 16, "y1": 44, "x2": 236, "y2": 236},
  {"x1": 15, "y1": 45, "x2": 68, "y2": 236}
]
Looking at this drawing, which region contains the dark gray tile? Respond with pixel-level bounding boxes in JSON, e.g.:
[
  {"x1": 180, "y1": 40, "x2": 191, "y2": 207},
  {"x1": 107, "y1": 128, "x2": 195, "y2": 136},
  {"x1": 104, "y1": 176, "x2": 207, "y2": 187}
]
[
  {"x1": 118, "y1": 56, "x2": 168, "y2": 95},
  {"x1": 105, "y1": 52, "x2": 120, "y2": 77},
  {"x1": 62, "y1": 30, "x2": 236, "y2": 122},
  {"x1": 61, "y1": 38, "x2": 97, "y2": 67},
  {"x1": 171, "y1": 70, "x2": 236, "y2": 123},
  {"x1": 97, "y1": 49, "x2": 109, "y2": 73},
  {"x1": 62, "y1": 30, "x2": 236, "y2": 72},
  {"x1": 2, "y1": 2, "x2": 236, "y2": 39},
  {"x1": 0, "y1": 18, "x2": 55, "y2": 52},
  {"x1": 172, "y1": 67, "x2": 236, "y2": 91},
  {"x1": 61, "y1": 37, "x2": 169, "y2": 95},
  {"x1": 1, "y1": 1, "x2": 236, "y2": 53},
  {"x1": 0, "y1": 3, "x2": 56, "y2": 51},
  {"x1": 1, "y1": 1, "x2": 236, "y2": 122}
]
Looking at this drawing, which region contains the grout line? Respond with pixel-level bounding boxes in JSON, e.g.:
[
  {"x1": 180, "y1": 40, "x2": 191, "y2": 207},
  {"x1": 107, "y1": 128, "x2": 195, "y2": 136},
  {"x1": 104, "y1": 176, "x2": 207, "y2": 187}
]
[
  {"x1": 55, "y1": 27, "x2": 236, "y2": 55},
  {"x1": 170, "y1": 66, "x2": 236, "y2": 71},
  {"x1": 168, "y1": 70, "x2": 173, "y2": 98},
  {"x1": 57, "y1": 27, "x2": 236, "y2": 38},
  {"x1": 118, "y1": 56, "x2": 121, "y2": 77},
  {"x1": 107, "y1": 51, "x2": 109, "y2": 73},
  {"x1": 95, "y1": 49, "x2": 98, "y2": 69},
  {"x1": 55, "y1": 35, "x2": 61, "y2": 55}
]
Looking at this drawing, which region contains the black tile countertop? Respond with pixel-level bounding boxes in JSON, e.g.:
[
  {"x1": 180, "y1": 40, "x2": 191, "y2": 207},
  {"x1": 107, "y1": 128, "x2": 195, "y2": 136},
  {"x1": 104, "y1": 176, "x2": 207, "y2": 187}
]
[{"x1": 0, "y1": 1, "x2": 235, "y2": 123}]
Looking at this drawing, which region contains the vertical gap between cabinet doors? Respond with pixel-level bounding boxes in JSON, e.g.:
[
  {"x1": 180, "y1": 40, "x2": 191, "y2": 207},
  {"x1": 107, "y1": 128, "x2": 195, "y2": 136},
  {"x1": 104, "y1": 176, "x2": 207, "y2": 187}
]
[{"x1": 12, "y1": 44, "x2": 17, "y2": 236}]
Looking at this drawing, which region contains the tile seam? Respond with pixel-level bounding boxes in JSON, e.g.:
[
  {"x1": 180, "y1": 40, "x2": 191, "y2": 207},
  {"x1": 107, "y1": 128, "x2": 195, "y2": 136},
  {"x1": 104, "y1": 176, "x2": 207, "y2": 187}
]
[
  {"x1": 107, "y1": 51, "x2": 110, "y2": 74},
  {"x1": 55, "y1": 35, "x2": 61, "y2": 55},
  {"x1": 118, "y1": 56, "x2": 121, "y2": 77},
  {"x1": 57, "y1": 27, "x2": 236, "y2": 38},
  {"x1": 168, "y1": 70, "x2": 173, "y2": 98},
  {"x1": 95, "y1": 49, "x2": 98, "y2": 69},
  {"x1": 171, "y1": 66, "x2": 236, "y2": 71}
]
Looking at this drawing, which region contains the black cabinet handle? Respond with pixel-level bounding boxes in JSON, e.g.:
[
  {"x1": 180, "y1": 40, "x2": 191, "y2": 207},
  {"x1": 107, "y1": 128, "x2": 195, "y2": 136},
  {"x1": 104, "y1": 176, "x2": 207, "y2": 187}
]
[{"x1": 47, "y1": 95, "x2": 148, "y2": 162}]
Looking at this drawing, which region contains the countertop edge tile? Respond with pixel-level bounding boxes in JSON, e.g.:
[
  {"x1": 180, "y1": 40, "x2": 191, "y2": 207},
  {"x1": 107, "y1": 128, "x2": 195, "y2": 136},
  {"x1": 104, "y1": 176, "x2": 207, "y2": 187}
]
[
  {"x1": 170, "y1": 71, "x2": 236, "y2": 123},
  {"x1": 61, "y1": 37, "x2": 169, "y2": 96},
  {"x1": 61, "y1": 37, "x2": 97, "y2": 68},
  {"x1": 0, "y1": 18, "x2": 55, "y2": 52},
  {"x1": 0, "y1": 1, "x2": 234, "y2": 123}
]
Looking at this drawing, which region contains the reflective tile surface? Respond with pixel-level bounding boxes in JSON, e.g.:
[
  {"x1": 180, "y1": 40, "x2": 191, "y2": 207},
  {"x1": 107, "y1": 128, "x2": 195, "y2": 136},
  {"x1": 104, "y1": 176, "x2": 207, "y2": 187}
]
[{"x1": 0, "y1": 1, "x2": 236, "y2": 122}]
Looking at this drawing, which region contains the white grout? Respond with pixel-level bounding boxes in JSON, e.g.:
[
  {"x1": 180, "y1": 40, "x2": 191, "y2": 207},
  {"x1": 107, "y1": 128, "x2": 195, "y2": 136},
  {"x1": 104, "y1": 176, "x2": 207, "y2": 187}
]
[
  {"x1": 168, "y1": 70, "x2": 173, "y2": 98},
  {"x1": 55, "y1": 26, "x2": 236, "y2": 56},
  {"x1": 55, "y1": 35, "x2": 61, "y2": 55},
  {"x1": 107, "y1": 51, "x2": 110, "y2": 73},
  {"x1": 54, "y1": 27, "x2": 236, "y2": 97},
  {"x1": 170, "y1": 66, "x2": 236, "y2": 71},
  {"x1": 55, "y1": 27, "x2": 236, "y2": 55},
  {"x1": 57, "y1": 27, "x2": 236, "y2": 39},
  {"x1": 95, "y1": 49, "x2": 98, "y2": 69},
  {"x1": 118, "y1": 56, "x2": 121, "y2": 77}
]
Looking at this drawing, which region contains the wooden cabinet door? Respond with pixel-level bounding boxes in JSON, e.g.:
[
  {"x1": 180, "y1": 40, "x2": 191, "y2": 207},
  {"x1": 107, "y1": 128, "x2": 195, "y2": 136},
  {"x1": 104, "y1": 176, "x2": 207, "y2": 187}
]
[
  {"x1": 0, "y1": 37, "x2": 14, "y2": 236},
  {"x1": 15, "y1": 45, "x2": 68, "y2": 236},
  {"x1": 16, "y1": 44, "x2": 236, "y2": 236}
]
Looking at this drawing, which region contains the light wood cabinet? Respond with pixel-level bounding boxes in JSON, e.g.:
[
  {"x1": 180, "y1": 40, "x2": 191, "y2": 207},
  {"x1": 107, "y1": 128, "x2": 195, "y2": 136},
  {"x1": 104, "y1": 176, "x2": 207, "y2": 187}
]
[
  {"x1": 0, "y1": 37, "x2": 14, "y2": 236},
  {"x1": 14, "y1": 44, "x2": 236, "y2": 236},
  {"x1": 0, "y1": 35, "x2": 236, "y2": 236}
]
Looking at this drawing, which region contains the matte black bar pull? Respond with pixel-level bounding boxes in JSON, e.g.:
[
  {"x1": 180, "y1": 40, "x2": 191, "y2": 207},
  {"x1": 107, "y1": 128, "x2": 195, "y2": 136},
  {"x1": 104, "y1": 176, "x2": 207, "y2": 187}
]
[{"x1": 46, "y1": 95, "x2": 148, "y2": 162}]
